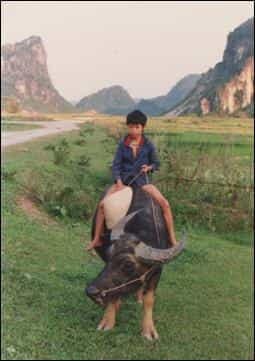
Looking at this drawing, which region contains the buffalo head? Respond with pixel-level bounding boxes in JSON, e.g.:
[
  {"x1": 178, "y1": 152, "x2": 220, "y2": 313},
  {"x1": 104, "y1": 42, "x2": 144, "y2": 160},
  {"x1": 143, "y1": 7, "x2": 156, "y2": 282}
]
[{"x1": 85, "y1": 185, "x2": 185, "y2": 307}]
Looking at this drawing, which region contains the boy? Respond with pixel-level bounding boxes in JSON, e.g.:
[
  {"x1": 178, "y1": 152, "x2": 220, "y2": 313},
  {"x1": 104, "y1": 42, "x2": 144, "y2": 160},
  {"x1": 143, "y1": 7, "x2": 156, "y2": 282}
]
[{"x1": 86, "y1": 110, "x2": 179, "y2": 251}]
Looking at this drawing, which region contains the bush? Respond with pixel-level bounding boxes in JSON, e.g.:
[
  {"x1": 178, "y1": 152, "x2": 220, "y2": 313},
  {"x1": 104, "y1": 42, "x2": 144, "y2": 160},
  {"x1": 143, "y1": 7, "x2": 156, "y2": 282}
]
[
  {"x1": 154, "y1": 133, "x2": 253, "y2": 232},
  {"x1": 44, "y1": 138, "x2": 70, "y2": 165},
  {"x1": 19, "y1": 161, "x2": 97, "y2": 221},
  {"x1": 21, "y1": 130, "x2": 104, "y2": 221},
  {"x1": 2, "y1": 96, "x2": 21, "y2": 113}
]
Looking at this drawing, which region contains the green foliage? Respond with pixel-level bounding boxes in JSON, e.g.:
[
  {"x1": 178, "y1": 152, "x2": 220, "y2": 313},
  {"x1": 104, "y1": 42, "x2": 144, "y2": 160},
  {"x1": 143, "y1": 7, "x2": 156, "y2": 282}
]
[
  {"x1": 2, "y1": 169, "x2": 17, "y2": 181},
  {"x1": 2, "y1": 120, "x2": 252, "y2": 359},
  {"x1": 44, "y1": 138, "x2": 70, "y2": 165},
  {"x1": 154, "y1": 132, "x2": 253, "y2": 232},
  {"x1": 79, "y1": 122, "x2": 95, "y2": 137},
  {"x1": 74, "y1": 123, "x2": 96, "y2": 146},
  {"x1": 19, "y1": 157, "x2": 96, "y2": 221},
  {"x1": 74, "y1": 138, "x2": 86, "y2": 146},
  {"x1": 21, "y1": 136, "x2": 95, "y2": 220}
]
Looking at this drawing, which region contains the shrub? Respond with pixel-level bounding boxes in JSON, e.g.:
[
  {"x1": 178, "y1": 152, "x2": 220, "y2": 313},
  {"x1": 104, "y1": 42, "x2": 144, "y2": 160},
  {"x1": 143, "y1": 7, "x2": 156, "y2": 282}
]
[
  {"x1": 44, "y1": 138, "x2": 70, "y2": 165},
  {"x1": 154, "y1": 133, "x2": 253, "y2": 232}
]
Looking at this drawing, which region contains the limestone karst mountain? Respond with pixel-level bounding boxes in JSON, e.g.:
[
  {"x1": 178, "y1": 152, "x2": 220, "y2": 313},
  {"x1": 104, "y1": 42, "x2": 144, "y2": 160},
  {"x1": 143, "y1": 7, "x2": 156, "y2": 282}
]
[
  {"x1": 76, "y1": 75, "x2": 201, "y2": 116},
  {"x1": 1, "y1": 35, "x2": 76, "y2": 113},
  {"x1": 76, "y1": 85, "x2": 137, "y2": 115},
  {"x1": 3, "y1": 17, "x2": 253, "y2": 117},
  {"x1": 136, "y1": 74, "x2": 201, "y2": 116},
  {"x1": 163, "y1": 18, "x2": 254, "y2": 117}
]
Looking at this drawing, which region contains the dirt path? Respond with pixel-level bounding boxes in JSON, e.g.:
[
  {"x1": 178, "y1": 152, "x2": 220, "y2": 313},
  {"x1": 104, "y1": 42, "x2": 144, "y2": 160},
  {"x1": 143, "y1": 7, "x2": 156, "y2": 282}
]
[
  {"x1": 1, "y1": 119, "x2": 89, "y2": 148},
  {"x1": 16, "y1": 193, "x2": 57, "y2": 226}
]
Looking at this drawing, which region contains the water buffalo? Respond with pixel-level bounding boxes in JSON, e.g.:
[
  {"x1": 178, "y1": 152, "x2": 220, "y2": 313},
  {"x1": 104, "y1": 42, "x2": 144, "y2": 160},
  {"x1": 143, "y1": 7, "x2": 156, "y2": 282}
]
[{"x1": 85, "y1": 184, "x2": 185, "y2": 340}]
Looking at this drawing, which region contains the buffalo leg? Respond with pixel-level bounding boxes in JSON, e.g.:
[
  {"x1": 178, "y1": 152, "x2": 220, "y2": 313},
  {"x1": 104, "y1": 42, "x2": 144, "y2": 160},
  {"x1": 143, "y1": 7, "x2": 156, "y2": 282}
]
[
  {"x1": 136, "y1": 286, "x2": 144, "y2": 304},
  {"x1": 97, "y1": 298, "x2": 121, "y2": 331},
  {"x1": 141, "y1": 289, "x2": 159, "y2": 340},
  {"x1": 141, "y1": 267, "x2": 162, "y2": 340}
]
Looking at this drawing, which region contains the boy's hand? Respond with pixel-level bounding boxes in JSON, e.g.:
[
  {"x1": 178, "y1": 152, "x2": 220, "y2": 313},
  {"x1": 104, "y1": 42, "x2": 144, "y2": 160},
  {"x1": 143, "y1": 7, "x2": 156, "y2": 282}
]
[
  {"x1": 85, "y1": 243, "x2": 95, "y2": 252},
  {"x1": 85, "y1": 239, "x2": 103, "y2": 252},
  {"x1": 141, "y1": 164, "x2": 152, "y2": 173},
  {"x1": 85, "y1": 241, "x2": 97, "y2": 252},
  {"x1": 115, "y1": 179, "x2": 126, "y2": 191}
]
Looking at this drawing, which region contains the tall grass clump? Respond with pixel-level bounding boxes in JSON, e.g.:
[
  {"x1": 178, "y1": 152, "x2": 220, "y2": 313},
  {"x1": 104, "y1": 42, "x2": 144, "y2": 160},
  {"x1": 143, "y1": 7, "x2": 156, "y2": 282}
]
[
  {"x1": 152, "y1": 132, "x2": 253, "y2": 233},
  {"x1": 18, "y1": 124, "x2": 108, "y2": 221}
]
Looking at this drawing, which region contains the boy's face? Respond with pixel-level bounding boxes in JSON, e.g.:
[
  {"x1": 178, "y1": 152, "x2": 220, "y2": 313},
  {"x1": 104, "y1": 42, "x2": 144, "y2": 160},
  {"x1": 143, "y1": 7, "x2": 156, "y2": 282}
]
[{"x1": 127, "y1": 123, "x2": 144, "y2": 139}]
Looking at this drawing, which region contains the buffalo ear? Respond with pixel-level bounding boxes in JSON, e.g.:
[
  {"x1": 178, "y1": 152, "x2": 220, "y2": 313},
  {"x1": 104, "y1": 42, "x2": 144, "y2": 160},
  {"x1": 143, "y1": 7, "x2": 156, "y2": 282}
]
[{"x1": 110, "y1": 208, "x2": 145, "y2": 241}]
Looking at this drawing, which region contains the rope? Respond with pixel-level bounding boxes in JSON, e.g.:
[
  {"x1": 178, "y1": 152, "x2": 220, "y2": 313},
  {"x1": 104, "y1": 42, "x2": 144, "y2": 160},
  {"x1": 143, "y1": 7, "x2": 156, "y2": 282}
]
[
  {"x1": 145, "y1": 172, "x2": 161, "y2": 246},
  {"x1": 126, "y1": 169, "x2": 143, "y2": 186},
  {"x1": 87, "y1": 168, "x2": 161, "y2": 298},
  {"x1": 124, "y1": 168, "x2": 161, "y2": 246},
  {"x1": 101, "y1": 264, "x2": 156, "y2": 297}
]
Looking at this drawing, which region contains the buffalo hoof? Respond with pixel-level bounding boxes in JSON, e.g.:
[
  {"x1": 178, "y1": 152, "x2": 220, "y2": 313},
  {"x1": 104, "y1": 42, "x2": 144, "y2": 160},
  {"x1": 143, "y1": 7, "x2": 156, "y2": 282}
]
[
  {"x1": 137, "y1": 298, "x2": 143, "y2": 305},
  {"x1": 142, "y1": 322, "x2": 159, "y2": 341},
  {"x1": 97, "y1": 310, "x2": 116, "y2": 331},
  {"x1": 97, "y1": 318, "x2": 115, "y2": 331}
]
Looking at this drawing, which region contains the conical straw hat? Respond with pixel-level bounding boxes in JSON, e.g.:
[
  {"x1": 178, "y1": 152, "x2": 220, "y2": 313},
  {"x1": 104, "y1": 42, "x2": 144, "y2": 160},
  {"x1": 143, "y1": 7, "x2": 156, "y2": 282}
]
[{"x1": 103, "y1": 186, "x2": 133, "y2": 229}]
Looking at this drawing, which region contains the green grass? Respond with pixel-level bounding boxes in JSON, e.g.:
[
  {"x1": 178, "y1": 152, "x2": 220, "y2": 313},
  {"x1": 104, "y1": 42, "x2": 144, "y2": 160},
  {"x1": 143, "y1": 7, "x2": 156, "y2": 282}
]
[
  {"x1": 1, "y1": 123, "x2": 44, "y2": 132},
  {"x1": 2, "y1": 123, "x2": 253, "y2": 360}
]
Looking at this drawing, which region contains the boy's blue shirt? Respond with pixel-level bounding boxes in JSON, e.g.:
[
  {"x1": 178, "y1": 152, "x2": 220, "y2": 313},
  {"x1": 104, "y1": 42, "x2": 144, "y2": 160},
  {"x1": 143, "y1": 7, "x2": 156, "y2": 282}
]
[{"x1": 111, "y1": 133, "x2": 160, "y2": 186}]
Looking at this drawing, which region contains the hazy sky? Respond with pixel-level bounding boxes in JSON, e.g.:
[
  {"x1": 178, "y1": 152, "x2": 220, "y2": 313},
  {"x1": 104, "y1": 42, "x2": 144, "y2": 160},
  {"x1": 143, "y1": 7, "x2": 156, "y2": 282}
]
[{"x1": 1, "y1": 1, "x2": 254, "y2": 102}]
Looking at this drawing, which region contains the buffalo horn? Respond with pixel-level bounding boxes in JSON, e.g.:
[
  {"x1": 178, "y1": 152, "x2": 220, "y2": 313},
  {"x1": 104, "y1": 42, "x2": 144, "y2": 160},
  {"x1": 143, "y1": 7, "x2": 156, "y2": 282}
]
[
  {"x1": 135, "y1": 229, "x2": 186, "y2": 264},
  {"x1": 110, "y1": 208, "x2": 145, "y2": 241}
]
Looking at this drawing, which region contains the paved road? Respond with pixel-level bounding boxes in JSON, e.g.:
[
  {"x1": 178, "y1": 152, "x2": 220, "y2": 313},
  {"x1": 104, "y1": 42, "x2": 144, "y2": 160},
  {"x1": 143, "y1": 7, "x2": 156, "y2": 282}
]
[{"x1": 1, "y1": 119, "x2": 89, "y2": 148}]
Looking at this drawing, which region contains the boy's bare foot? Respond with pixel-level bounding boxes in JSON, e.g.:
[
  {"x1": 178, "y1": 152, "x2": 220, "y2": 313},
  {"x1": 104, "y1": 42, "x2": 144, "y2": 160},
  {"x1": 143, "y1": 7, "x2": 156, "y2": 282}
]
[
  {"x1": 85, "y1": 239, "x2": 103, "y2": 251},
  {"x1": 169, "y1": 239, "x2": 179, "y2": 247}
]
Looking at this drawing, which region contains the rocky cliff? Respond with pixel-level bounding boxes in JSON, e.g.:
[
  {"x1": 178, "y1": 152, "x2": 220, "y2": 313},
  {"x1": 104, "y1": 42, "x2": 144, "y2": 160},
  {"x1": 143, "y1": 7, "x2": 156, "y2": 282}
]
[
  {"x1": 137, "y1": 74, "x2": 201, "y2": 116},
  {"x1": 164, "y1": 17, "x2": 254, "y2": 117},
  {"x1": 1, "y1": 36, "x2": 75, "y2": 113}
]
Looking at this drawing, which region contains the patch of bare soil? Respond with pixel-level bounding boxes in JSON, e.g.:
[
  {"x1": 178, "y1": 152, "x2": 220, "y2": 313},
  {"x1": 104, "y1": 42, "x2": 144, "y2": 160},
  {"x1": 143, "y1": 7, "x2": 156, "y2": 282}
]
[{"x1": 16, "y1": 193, "x2": 57, "y2": 225}]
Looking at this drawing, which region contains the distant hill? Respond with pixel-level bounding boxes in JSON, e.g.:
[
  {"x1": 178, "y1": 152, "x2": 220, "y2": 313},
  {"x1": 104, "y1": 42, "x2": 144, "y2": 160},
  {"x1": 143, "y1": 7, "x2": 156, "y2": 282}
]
[
  {"x1": 164, "y1": 18, "x2": 254, "y2": 117},
  {"x1": 135, "y1": 98, "x2": 165, "y2": 116},
  {"x1": 76, "y1": 85, "x2": 136, "y2": 115},
  {"x1": 137, "y1": 74, "x2": 201, "y2": 116},
  {"x1": 69, "y1": 100, "x2": 78, "y2": 106},
  {"x1": 1, "y1": 35, "x2": 76, "y2": 113},
  {"x1": 3, "y1": 17, "x2": 253, "y2": 118},
  {"x1": 76, "y1": 76, "x2": 201, "y2": 116}
]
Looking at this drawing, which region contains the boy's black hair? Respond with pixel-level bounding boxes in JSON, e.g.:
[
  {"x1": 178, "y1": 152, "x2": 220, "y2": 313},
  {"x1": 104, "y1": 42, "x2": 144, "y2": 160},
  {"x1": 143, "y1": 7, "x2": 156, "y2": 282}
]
[{"x1": 126, "y1": 110, "x2": 147, "y2": 126}]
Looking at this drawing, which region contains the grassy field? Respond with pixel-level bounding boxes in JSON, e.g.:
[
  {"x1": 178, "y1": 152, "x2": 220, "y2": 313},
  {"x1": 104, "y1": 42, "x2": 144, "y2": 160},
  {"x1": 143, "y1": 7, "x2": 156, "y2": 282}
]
[
  {"x1": 1, "y1": 123, "x2": 44, "y2": 132},
  {"x1": 4, "y1": 111, "x2": 252, "y2": 134},
  {"x1": 84, "y1": 113, "x2": 254, "y2": 135},
  {"x1": 2, "y1": 116, "x2": 253, "y2": 360}
]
